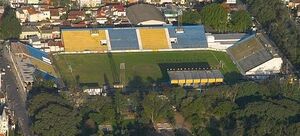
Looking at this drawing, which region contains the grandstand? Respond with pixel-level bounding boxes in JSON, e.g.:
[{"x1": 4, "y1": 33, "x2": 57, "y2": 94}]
[
  {"x1": 30, "y1": 58, "x2": 57, "y2": 77},
  {"x1": 62, "y1": 30, "x2": 108, "y2": 52},
  {"x1": 26, "y1": 45, "x2": 50, "y2": 63},
  {"x1": 167, "y1": 25, "x2": 208, "y2": 49},
  {"x1": 108, "y1": 28, "x2": 140, "y2": 50},
  {"x1": 168, "y1": 70, "x2": 224, "y2": 86},
  {"x1": 139, "y1": 28, "x2": 170, "y2": 50}
]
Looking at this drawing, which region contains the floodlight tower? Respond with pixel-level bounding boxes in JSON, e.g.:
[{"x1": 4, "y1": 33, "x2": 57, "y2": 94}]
[{"x1": 176, "y1": 8, "x2": 184, "y2": 33}]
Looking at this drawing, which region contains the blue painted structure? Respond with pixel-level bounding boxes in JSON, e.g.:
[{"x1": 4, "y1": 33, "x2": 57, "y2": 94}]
[
  {"x1": 25, "y1": 45, "x2": 49, "y2": 61},
  {"x1": 108, "y1": 28, "x2": 140, "y2": 50},
  {"x1": 167, "y1": 25, "x2": 208, "y2": 48}
]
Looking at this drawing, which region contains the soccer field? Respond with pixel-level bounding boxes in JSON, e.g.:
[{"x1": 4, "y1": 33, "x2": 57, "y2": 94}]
[{"x1": 54, "y1": 51, "x2": 240, "y2": 86}]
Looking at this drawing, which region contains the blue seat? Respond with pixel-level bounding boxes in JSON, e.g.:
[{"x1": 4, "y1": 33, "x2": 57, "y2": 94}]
[
  {"x1": 108, "y1": 28, "x2": 140, "y2": 50},
  {"x1": 167, "y1": 25, "x2": 208, "y2": 49}
]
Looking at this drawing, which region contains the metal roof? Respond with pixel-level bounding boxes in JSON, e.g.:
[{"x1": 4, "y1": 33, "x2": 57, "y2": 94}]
[
  {"x1": 126, "y1": 4, "x2": 165, "y2": 25},
  {"x1": 226, "y1": 34, "x2": 274, "y2": 74}
]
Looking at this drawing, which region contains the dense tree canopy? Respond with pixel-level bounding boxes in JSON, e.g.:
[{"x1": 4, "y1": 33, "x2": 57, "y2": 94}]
[
  {"x1": 200, "y1": 3, "x2": 228, "y2": 32},
  {"x1": 244, "y1": 0, "x2": 300, "y2": 68},
  {"x1": 28, "y1": 92, "x2": 81, "y2": 136},
  {"x1": 0, "y1": 6, "x2": 21, "y2": 40},
  {"x1": 182, "y1": 10, "x2": 201, "y2": 25},
  {"x1": 230, "y1": 10, "x2": 252, "y2": 32}
]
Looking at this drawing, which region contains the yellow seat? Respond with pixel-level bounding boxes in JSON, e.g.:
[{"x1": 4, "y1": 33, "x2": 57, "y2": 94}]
[{"x1": 139, "y1": 29, "x2": 169, "y2": 50}]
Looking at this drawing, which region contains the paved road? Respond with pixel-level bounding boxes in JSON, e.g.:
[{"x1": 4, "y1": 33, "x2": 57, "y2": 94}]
[{"x1": 0, "y1": 44, "x2": 32, "y2": 136}]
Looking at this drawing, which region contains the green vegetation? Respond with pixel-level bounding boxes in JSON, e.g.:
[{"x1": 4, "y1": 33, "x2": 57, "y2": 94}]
[
  {"x1": 0, "y1": 6, "x2": 21, "y2": 40},
  {"x1": 230, "y1": 10, "x2": 252, "y2": 32},
  {"x1": 182, "y1": 3, "x2": 252, "y2": 33},
  {"x1": 182, "y1": 10, "x2": 201, "y2": 24},
  {"x1": 178, "y1": 80, "x2": 300, "y2": 135},
  {"x1": 200, "y1": 3, "x2": 228, "y2": 32},
  {"x1": 54, "y1": 51, "x2": 239, "y2": 87},
  {"x1": 244, "y1": 0, "x2": 300, "y2": 68}
]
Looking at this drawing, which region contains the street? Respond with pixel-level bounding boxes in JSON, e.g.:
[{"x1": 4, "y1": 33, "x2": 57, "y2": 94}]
[{"x1": 0, "y1": 43, "x2": 32, "y2": 136}]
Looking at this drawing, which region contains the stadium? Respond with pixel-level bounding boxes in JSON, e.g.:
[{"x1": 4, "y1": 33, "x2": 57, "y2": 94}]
[
  {"x1": 61, "y1": 25, "x2": 208, "y2": 53},
  {"x1": 54, "y1": 25, "x2": 245, "y2": 87}
]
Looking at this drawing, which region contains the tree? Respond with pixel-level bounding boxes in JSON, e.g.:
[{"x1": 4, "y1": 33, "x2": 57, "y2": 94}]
[
  {"x1": 182, "y1": 10, "x2": 201, "y2": 25},
  {"x1": 0, "y1": 6, "x2": 21, "y2": 40},
  {"x1": 142, "y1": 92, "x2": 172, "y2": 124},
  {"x1": 230, "y1": 10, "x2": 252, "y2": 32},
  {"x1": 28, "y1": 92, "x2": 81, "y2": 136},
  {"x1": 200, "y1": 3, "x2": 228, "y2": 32},
  {"x1": 31, "y1": 104, "x2": 81, "y2": 136}
]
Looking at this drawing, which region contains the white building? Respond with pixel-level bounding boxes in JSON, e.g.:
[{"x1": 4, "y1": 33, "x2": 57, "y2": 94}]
[
  {"x1": 227, "y1": 33, "x2": 283, "y2": 77},
  {"x1": 0, "y1": 107, "x2": 9, "y2": 136},
  {"x1": 206, "y1": 33, "x2": 250, "y2": 51},
  {"x1": 226, "y1": 0, "x2": 236, "y2": 4},
  {"x1": 78, "y1": 0, "x2": 101, "y2": 7}
]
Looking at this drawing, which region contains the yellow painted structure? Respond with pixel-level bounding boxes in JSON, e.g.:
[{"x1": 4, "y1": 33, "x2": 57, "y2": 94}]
[
  {"x1": 215, "y1": 78, "x2": 223, "y2": 83},
  {"x1": 171, "y1": 80, "x2": 178, "y2": 84},
  {"x1": 62, "y1": 30, "x2": 107, "y2": 52},
  {"x1": 139, "y1": 29, "x2": 169, "y2": 50},
  {"x1": 30, "y1": 58, "x2": 57, "y2": 77}
]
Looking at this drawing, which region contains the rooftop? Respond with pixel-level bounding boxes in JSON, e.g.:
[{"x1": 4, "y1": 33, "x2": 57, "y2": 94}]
[{"x1": 126, "y1": 4, "x2": 165, "y2": 25}]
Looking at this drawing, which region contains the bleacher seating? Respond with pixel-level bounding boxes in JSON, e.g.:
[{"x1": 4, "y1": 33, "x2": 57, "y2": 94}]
[
  {"x1": 167, "y1": 25, "x2": 208, "y2": 48},
  {"x1": 139, "y1": 28, "x2": 169, "y2": 50},
  {"x1": 26, "y1": 45, "x2": 49, "y2": 61},
  {"x1": 62, "y1": 29, "x2": 107, "y2": 52},
  {"x1": 108, "y1": 28, "x2": 140, "y2": 50},
  {"x1": 30, "y1": 58, "x2": 57, "y2": 77}
]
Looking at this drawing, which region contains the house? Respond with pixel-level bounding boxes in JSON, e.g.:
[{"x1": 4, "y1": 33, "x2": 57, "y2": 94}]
[
  {"x1": 48, "y1": 40, "x2": 64, "y2": 52},
  {"x1": 79, "y1": 0, "x2": 101, "y2": 7},
  {"x1": 20, "y1": 25, "x2": 40, "y2": 39},
  {"x1": 0, "y1": 92, "x2": 5, "y2": 105},
  {"x1": 67, "y1": 10, "x2": 85, "y2": 21},
  {"x1": 27, "y1": 0, "x2": 39, "y2": 4},
  {"x1": 145, "y1": 0, "x2": 172, "y2": 4},
  {"x1": 9, "y1": 0, "x2": 26, "y2": 8},
  {"x1": 95, "y1": 9, "x2": 108, "y2": 24},
  {"x1": 226, "y1": 33, "x2": 283, "y2": 77},
  {"x1": 112, "y1": 4, "x2": 126, "y2": 17},
  {"x1": 40, "y1": 27, "x2": 53, "y2": 40},
  {"x1": 28, "y1": 35, "x2": 42, "y2": 48},
  {"x1": 16, "y1": 8, "x2": 27, "y2": 23},
  {"x1": 50, "y1": 8, "x2": 60, "y2": 20},
  {"x1": 289, "y1": 0, "x2": 300, "y2": 9},
  {"x1": 52, "y1": 26, "x2": 60, "y2": 39},
  {"x1": 0, "y1": 107, "x2": 9, "y2": 136},
  {"x1": 126, "y1": 4, "x2": 166, "y2": 26},
  {"x1": 226, "y1": 0, "x2": 236, "y2": 4},
  {"x1": 80, "y1": 83, "x2": 107, "y2": 96}
]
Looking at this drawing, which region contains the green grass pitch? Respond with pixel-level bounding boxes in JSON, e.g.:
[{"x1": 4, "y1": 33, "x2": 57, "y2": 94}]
[{"x1": 53, "y1": 51, "x2": 240, "y2": 86}]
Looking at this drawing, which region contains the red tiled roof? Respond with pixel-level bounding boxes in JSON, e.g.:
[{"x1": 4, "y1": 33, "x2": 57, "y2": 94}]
[
  {"x1": 50, "y1": 9, "x2": 59, "y2": 16},
  {"x1": 48, "y1": 40, "x2": 63, "y2": 47},
  {"x1": 26, "y1": 7, "x2": 38, "y2": 15},
  {"x1": 113, "y1": 4, "x2": 125, "y2": 12},
  {"x1": 96, "y1": 9, "x2": 106, "y2": 18}
]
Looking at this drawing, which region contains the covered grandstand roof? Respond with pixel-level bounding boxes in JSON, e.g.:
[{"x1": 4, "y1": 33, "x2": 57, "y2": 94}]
[
  {"x1": 126, "y1": 4, "x2": 165, "y2": 25},
  {"x1": 226, "y1": 34, "x2": 275, "y2": 74},
  {"x1": 168, "y1": 70, "x2": 224, "y2": 85}
]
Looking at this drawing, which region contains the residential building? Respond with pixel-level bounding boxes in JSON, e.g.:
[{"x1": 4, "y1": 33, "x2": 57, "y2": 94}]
[
  {"x1": 27, "y1": 0, "x2": 39, "y2": 4},
  {"x1": 226, "y1": 0, "x2": 236, "y2": 4},
  {"x1": 20, "y1": 25, "x2": 40, "y2": 39},
  {"x1": 79, "y1": 0, "x2": 101, "y2": 7},
  {"x1": 28, "y1": 35, "x2": 42, "y2": 48},
  {"x1": 67, "y1": 10, "x2": 85, "y2": 21},
  {"x1": 0, "y1": 107, "x2": 9, "y2": 136},
  {"x1": 289, "y1": 0, "x2": 300, "y2": 9}
]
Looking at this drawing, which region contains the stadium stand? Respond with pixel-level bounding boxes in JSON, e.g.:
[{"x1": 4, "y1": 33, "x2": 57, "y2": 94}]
[
  {"x1": 30, "y1": 58, "x2": 57, "y2": 77},
  {"x1": 25, "y1": 45, "x2": 49, "y2": 61},
  {"x1": 168, "y1": 70, "x2": 224, "y2": 86},
  {"x1": 226, "y1": 34, "x2": 282, "y2": 75},
  {"x1": 108, "y1": 28, "x2": 140, "y2": 50},
  {"x1": 62, "y1": 29, "x2": 108, "y2": 52},
  {"x1": 167, "y1": 25, "x2": 208, "y2": 48},
  {"x1": 139, "y1": 28, "x2": 169, "y2": 50}
]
